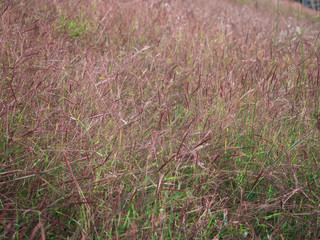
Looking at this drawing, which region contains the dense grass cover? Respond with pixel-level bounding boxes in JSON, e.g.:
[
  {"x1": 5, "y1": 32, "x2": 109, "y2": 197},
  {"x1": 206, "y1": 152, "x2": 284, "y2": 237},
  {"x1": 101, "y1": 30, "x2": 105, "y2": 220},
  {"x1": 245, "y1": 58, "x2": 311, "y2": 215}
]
[{"x1": 1, "y1": 0, "x2": 320, "y2": 239}]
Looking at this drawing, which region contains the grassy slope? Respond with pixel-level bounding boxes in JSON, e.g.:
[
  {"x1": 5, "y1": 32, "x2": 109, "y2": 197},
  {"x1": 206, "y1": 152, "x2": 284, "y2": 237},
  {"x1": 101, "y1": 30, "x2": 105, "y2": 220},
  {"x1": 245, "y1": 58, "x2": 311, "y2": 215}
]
[{"x1": 0, "y1": 0, "x2": 319, "y2": 239}]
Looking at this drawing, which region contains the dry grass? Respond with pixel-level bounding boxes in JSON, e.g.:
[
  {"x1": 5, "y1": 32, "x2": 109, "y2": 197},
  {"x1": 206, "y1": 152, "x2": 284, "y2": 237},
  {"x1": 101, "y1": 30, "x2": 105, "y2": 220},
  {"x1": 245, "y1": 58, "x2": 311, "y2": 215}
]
[{"x1": 1, "y1": 0, "x2": 320, "y2": 239}]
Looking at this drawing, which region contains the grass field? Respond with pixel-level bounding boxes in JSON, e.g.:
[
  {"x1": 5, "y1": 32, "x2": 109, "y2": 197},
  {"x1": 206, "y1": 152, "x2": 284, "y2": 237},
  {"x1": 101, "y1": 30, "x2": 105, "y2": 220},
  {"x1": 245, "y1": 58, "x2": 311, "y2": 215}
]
[{"x1": 1, "y1": 0, "x2": 320, "y2": 239}]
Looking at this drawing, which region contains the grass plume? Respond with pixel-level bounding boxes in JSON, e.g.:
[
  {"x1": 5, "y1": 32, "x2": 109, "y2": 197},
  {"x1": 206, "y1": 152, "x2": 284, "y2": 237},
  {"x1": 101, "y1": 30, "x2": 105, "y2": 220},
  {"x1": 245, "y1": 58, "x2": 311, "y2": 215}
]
[{"x1": 1, "y1": 0, "x2": 320, "y2": 239}]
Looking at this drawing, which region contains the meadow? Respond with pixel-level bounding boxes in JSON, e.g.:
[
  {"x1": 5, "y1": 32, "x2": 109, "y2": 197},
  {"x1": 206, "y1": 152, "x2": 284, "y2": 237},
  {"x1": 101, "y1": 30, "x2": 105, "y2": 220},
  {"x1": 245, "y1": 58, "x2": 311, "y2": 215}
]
[{"x1": 1, "y1": 0, "x2": 320, "y2": 239}]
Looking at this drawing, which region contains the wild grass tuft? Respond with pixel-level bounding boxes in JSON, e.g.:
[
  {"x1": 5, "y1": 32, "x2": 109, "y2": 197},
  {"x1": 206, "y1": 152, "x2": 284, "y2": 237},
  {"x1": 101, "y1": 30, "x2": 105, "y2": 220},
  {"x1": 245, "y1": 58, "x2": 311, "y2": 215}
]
[{"x1": 1, "y1": 0, "x2": 319, "y2": 239}]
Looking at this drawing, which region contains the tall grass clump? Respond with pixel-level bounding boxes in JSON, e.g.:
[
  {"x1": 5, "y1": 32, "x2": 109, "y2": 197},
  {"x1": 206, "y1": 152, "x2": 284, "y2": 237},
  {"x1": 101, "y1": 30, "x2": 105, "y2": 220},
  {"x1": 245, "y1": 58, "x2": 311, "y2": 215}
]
[{"x1": 1, "y1": 0, "x2": 320, "y2": 239}]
